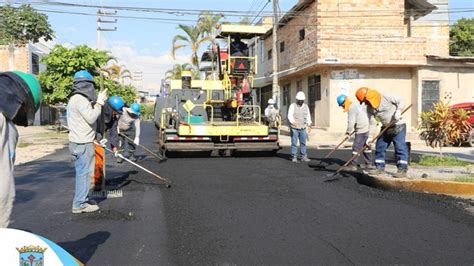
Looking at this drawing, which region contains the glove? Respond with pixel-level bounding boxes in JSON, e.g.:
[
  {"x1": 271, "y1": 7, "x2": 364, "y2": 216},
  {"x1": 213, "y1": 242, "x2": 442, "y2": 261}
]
[
  {"x1": 394, "y1": 110, "x2": 402, "y2": 121},
  {"x1": 97, "y1": 89, "x2": 108, "y2": 106},
  {"x1": 99, "y1": 138, "x2": 108, "y2": 147},
  {"x1": 134, "y1": 137, "x2": 140, "y2": 145}
]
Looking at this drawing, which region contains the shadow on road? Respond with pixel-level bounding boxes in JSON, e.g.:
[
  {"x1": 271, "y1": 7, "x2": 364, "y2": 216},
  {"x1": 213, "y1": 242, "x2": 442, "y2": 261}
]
[{"x1": 58, "y1": 231, "x2": 111, "y2": 264}]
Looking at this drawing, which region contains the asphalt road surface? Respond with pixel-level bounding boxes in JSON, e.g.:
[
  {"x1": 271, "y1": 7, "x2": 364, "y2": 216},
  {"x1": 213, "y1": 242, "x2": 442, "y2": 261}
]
[{"x1": 11, "y1": 122, "x2": 474, "y2": 265}]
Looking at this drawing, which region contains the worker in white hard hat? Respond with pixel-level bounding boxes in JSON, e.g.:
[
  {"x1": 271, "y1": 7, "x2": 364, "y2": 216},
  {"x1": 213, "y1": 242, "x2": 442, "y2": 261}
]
[
  {"x1": 288, "y1": 91, "x2": 312, "y2": 163},
  {"x1": 264, "y1": 98, "x2": 280, "y2": 128}
]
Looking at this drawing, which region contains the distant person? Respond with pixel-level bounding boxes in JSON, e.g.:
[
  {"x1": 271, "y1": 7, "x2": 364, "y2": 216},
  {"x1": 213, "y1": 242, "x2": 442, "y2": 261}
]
[
  {"x1": 264, "y1": 98, "x2": 280, "y2": 128},
  {"x1": 0, "y1": 71, "x2": 42, "y2": 227},
  {"x1": 288, "y1": 91, "x2": 312, "y2": 163},
  {"x1": 336, "y1": 94, "x2": 375, "y2": 171},
  {"x1": 117, "y1": 102, "x2": 141, "y2": 163},
  {"x1": 230, "y1": 35, "x2": 248, "y2": 56},
  {"x1": 355, "y1": 87, "x2": 408, "y2": 178},
  {"x1": 67, "y1": 70, "x2": 107, "y2": 213}
]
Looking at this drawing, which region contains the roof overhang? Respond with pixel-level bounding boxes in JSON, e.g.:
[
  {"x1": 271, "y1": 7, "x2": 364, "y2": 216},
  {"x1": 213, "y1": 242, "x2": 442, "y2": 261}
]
[
  {"x1": 426, "y1": 55, "x2": 474, "y2": 63},
  {"x1": 405, "y1": 0, "x2": 437, "y2": 19},
  {"x1": 216, "y1": 24, "x2": 267, "y2": 39}
]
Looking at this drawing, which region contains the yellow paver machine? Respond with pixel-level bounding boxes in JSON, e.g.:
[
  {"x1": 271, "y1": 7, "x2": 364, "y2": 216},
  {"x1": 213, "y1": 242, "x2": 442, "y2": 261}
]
[{"x1": 154, "y1": 23, "x2": 280, "y2": 156}]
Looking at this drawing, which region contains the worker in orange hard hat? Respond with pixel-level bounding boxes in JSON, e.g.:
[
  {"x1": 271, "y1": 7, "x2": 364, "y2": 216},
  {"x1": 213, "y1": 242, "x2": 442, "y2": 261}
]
[{"x1": 354, "y1": 87, "x2": 408, "y2": 178}]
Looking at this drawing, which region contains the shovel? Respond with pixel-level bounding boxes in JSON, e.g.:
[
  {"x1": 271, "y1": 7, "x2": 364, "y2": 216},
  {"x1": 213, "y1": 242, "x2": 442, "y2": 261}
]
[
  {"x1": 119, "y1": 132, "x2": 166, "y2": 161},
  {"x1": 325, "y1": 104, "x2": 412, "y2": 182}
]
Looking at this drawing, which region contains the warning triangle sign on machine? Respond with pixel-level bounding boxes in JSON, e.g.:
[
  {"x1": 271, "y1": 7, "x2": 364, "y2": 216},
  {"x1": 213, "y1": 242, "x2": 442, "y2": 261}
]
[{"x1": 238, "y1": 62, "x2": 246, "y2": 69}]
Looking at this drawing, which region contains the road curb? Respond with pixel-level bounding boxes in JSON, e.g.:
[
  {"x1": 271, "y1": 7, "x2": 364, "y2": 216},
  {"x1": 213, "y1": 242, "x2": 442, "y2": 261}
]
[{"x1": 358, "y1": 174, "x2": 474, "y2": 199}]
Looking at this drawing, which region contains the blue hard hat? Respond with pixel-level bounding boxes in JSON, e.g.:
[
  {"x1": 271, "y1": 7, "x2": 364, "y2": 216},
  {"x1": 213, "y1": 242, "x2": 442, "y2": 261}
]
[
  {"x1": 73, "y1": 70, "x2": 94, "y2": 81},
  {"x1": 108, "y1": 95, "x2": 124, "y2": 112},
  {"x1": 336, "y1": 94, "x2": 347, "y2": 107},
  {"x1": 130, "y1": 102, "x2": 141, "y2": 115}
]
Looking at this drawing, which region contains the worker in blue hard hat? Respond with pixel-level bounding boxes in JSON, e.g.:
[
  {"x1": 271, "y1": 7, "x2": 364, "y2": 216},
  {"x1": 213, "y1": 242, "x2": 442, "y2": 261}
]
[
  {"x1": 336, "y1": 94, "x2": 375, "y2": 171},
  {"x1": 96, "y1": 95, "x2": 125, "y2": 155},
  {"x1": 117, "y1": 102, "x2": 141, "y2": 163},
  {"x1": 67, "y1": 69, "x2": 107, "y2": 214},
  {"x1": 0, "y1": 71, "x2": 42, "y2": 227}
]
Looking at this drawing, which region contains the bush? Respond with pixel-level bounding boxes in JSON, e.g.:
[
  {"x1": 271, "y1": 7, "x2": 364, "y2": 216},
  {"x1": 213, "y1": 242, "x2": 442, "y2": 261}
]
[
  {"x1": 140, "y1": 103, "x2": 154, "y2": 121},
  {"x1": 418, "y1": 101, "x2": 472, "y2": 156},
  {"x1": 416, "y1": 155, "x2": 471, "y2": 167}
]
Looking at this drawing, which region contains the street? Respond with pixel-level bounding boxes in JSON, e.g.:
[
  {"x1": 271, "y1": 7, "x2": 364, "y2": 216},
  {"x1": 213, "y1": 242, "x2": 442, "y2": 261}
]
[{"x1": 11, "y1": 123, "x2": 474, "y2": 265}]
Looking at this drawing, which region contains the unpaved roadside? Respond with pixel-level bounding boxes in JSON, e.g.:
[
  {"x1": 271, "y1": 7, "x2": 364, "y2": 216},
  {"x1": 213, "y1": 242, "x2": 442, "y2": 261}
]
[{"x1": 15, "y1": 126, "x2": 68, "y2": 165}]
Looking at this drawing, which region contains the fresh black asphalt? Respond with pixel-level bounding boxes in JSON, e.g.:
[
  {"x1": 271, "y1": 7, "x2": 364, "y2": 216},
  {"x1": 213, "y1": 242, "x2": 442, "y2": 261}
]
[{"x1": 11, "y1": 123, "x2": 474, "y2": 265}]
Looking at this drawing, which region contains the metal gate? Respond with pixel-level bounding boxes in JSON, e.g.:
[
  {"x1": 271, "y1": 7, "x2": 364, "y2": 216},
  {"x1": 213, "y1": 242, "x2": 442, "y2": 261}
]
[
  {"x1": 308, "y1": 75, "x2": 320, "y2": 125},
  {"x1": 421, "y1": 80, "x2": 440, "y2": 112}
]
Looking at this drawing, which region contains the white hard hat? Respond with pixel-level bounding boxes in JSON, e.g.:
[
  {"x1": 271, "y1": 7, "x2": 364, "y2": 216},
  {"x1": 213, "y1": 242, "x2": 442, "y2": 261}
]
[
  {"x1": 268, "y1": 98, "x2": 275, "y2": 105},
  {"x1": 296, "y1": 91, "x2": 306, "y2": 100}
]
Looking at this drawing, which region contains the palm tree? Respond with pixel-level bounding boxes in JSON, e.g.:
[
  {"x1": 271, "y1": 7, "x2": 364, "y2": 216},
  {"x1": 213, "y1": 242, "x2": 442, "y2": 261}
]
[
  {"x1": 104, "y1": 63, "x2": 132, "y2": 84},
  {"x1": 197, "y1": 11, "x2": 224, "y2": 45},
  {"x1": 171, "y1": 24, "x2": 210, "y2": 70},
  {"x1": 165, "y1": 63, "x2": 199, "y2": 80}
]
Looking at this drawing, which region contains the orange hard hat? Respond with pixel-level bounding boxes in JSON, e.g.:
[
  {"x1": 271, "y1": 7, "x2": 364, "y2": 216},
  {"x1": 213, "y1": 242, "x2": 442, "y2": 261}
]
[{"x1": 355, "y1": 87, "x2": 369, "y2": 103}]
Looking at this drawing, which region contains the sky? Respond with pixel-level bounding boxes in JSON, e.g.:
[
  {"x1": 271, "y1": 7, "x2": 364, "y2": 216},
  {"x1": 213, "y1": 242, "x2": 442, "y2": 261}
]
[{"x1": 4, "y1": 0, "x2": 474, "y2": 93}]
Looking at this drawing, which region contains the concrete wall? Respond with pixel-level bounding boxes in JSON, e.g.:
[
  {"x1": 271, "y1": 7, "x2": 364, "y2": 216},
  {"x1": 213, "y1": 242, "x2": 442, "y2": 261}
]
[
  {"x1": 0, "y1": 46, "x2": 30, "y2": 72},
  {"x1": 327, "y1": 67, "x2": 415, "y2": 131}
]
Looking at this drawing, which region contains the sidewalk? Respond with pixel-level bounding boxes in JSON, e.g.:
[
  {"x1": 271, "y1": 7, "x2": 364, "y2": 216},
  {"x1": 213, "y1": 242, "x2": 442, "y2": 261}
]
[{"x1": 15, "y1": 126, "x2": 68, "y2": 165}]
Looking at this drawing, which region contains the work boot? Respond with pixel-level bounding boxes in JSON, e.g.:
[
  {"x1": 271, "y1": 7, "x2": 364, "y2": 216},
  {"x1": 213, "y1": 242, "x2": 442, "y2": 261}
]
[
  {"x1": 291, "y1": 156, "x2": 298, "y2": 163},
  {"x1": 368, "y1": 168, "x2": 384, "y2": 176},
  {"x1": 72, "y1": 203, "x2": 99, "y2": 214},
  {"x1": 393, "y1": 169, "x2": 408, "y2": 178},
  {"x1": 343, "y1": 165, "x2": 358, "y2": 172},
  {"x1": 300, "y1": 156, "x2": 311, "y2": 162},
  {"x1": 129, "y1": 155, "x2": 137, "y2": 162},
  {"x1": 116, "y1": 157, "x2": 123, "y2": 164}
]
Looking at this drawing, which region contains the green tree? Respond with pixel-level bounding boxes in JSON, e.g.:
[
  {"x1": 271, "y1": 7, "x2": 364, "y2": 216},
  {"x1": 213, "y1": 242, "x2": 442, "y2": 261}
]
[
  {"x1": 0, "y1": 5, "x2": 54, "y2": 70},
  {"x1": 38, "y1": 44, "x2": 137, "y2": 104},
  {"x1": 450, "y1": 18, "x2": 474, "y2": 56},
  {"x1": 171, "y1": 24, "x2": 210, "y2": 70},
  {"x1": 165, "y1": 63, "x2": 199, "y2": 80}
]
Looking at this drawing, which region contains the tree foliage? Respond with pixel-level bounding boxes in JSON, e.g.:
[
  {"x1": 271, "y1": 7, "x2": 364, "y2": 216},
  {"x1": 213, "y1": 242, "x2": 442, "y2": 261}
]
[
  {"x1": 39, "y1": 45, "x2": 137, "y2": 105},
  {"x1": 0, "y1": 4, "x2": 54, "y2": 45},
  {"x1": 449, "y1": 18, "x2": 474, "y2": 56},
  {"x1": 418, "y1": 101, "x2": 472, "y2": 156},
  {"x1": 165, "y1": 63, "x2": 199, "y2": 80}
]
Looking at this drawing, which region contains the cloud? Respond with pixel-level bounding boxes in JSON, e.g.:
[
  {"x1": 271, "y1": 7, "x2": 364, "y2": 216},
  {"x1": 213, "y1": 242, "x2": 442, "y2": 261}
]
[{"x1": 105, "y1": 42, "x2": 190, "y2": 94}]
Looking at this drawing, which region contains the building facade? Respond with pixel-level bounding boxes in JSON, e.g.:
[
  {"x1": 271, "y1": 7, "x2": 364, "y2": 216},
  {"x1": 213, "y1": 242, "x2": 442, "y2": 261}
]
[{"x1": 253, "y1": 0, "x2": 473, "y2": 133}]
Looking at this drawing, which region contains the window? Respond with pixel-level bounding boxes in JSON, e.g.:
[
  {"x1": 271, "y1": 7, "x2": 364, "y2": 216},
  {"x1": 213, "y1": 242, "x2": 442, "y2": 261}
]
[
  {"x1": 299, "y1": 28, "x2": 305, "y2": 41},
  {"x1": 259, "y1": 39, "x2": 265, "y2": 63},
  {"x1": 268, "y1": 49, "x2": 272, "y2": 60},
  {"x1": 422, "y1": 80, "x2": 440, "y2": 112},
  {"x1": 31, "y1": 53, "x2": 40, "y2": 75},
  {"x1": 283, "y1": 84, "x2": 290, "y2": 106},
  {"x1": 280, "y1": 41, "x2": 285, "y2": 52}
]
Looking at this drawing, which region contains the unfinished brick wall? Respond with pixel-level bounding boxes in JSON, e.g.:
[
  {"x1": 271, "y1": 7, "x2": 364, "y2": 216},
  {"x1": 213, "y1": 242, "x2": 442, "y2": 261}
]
[
  {"x1": 0, "y1": 45, "x2": 30, "y2": 72},
  {"x1": 263, "y1": 0, "x2": 450, "y2": 72}
]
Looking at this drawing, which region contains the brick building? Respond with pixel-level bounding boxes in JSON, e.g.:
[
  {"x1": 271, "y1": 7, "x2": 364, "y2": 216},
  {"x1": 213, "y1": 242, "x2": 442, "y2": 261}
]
[
  {"x1": 1, "y1": 41, "x2": 53, "y2": 124},
  {"x1": 253, "y1": 0, "x2": 474, "y2": 133}
]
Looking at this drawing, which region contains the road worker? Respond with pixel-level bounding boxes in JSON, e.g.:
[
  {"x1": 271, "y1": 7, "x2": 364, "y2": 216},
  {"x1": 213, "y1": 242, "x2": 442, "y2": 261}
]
[
  {"x1": 67, "y1": 70, "x2": 107, "y2": 213},
  {"x1": 0, "y1": 71, "x2": 41, "y2": 226},
  {"x1": 336, "y1": 94, "x2": 375, "y2": 171},
  {"x1": 264, "y1": 98, "x2": 280, "y2": 128},
  {"x1": 288, "y1": 91, "x2": 311, "y2": 163},
  {"x1": 355, "y1": 87, "x2": 408, "y2": 178},
  {"x1": 96, "y1": 95, "x2": 125, "y2": 154},
  {"x1": 117, "y1": 102, "x2": 141, "y2": 163}
]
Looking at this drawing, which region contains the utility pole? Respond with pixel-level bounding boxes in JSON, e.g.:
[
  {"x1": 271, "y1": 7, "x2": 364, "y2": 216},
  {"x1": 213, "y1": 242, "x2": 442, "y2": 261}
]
[
  {"x1": 272, "y1": 0, "x2": 280, "y2": 110},
  {"x1": 96, "y1": 9, "x2": 118, "y2": 50}
]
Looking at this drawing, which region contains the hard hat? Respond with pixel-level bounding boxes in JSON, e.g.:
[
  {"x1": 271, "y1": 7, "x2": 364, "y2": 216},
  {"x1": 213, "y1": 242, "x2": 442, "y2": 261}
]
[
  {"x1": 268, "y1": 98, "x2": 275, "y2": 105},
  {"x1": 108, "y1": 95, "x2": 125, "y2": 112},
  {"x1": 74, "y1": 70, "x2": 93, "y2": 81},
  {"x1": 130, "y1": 102, "x2": 141, "y2": 115},
  {"x1": 355, "y1": 87, "x2": 369, "y2": 103},
  {"x1": 12, "y1": 71, "x2": 42, "y2": 111},
  {"x1": 336, "y1": 94, "x2": 347, "y2": 107},
  {"x1": 296, "y1": 91, "x2": 305, "y2": 101}
]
